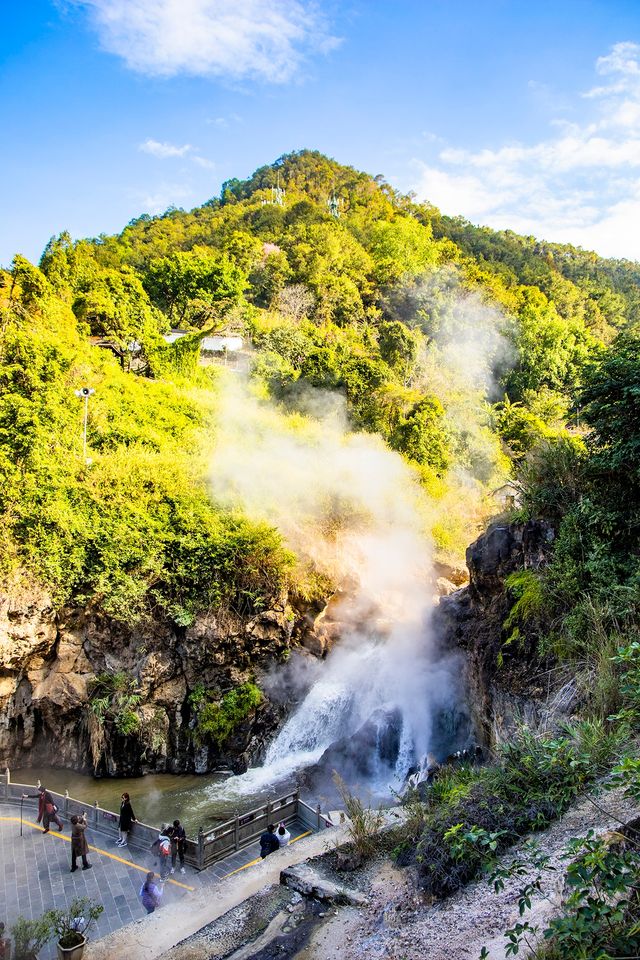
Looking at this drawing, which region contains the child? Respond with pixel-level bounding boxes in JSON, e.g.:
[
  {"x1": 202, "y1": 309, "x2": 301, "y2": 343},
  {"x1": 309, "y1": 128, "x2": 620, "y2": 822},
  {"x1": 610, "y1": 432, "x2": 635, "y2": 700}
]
[
  {"x1": 277, "y1": 821, "x2": 291, "y2": 847},
  {"x1": 152, "y1": 827, "x2": 173, "y2": 880}
]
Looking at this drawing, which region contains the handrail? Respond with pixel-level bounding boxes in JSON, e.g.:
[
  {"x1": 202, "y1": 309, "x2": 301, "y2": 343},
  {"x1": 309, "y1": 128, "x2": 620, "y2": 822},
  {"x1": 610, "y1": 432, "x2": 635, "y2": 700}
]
[{"x1": 0, "y1": 768, "x2": 331, "y2": 870}]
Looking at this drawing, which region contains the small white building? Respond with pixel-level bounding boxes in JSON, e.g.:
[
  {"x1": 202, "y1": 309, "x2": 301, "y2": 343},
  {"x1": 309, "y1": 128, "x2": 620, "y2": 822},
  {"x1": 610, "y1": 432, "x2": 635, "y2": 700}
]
[
  {"x1": 200, "y1": 334, "x2": 244, "y2": 353},
  {"x1": 162, "y1": 330, "x2": 189, "y2": 344},
  {"x1": 162, "y1": 330, "x2": 244, "y2": 353}
]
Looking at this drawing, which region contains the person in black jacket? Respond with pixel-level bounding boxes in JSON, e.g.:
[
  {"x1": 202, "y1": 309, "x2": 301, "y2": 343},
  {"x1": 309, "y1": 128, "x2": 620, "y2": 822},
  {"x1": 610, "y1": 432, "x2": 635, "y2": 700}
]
[
  {"x1": 170, "y1": 819, "x2": 187, "y2": 875},
  {"x1": 259, "y1": 824, "x2": 280, "y2": 859},
  {"x1": 117, "y1": 792, "x2": 136, "y2": 847}
]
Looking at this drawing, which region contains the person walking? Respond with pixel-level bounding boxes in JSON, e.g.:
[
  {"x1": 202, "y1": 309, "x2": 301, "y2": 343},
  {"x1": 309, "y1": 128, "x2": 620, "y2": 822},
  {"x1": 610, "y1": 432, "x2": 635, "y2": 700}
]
[
  {"x1": 70, "y1": 814, "x2": 92, "y2": 872},
  {"x1": 22, "y1": 785, "x2": 63, "y2": 833},
  {"x1": 276, "y1": 821, "x2": 291, "y2": 847},
  {"x1": 117, "y1": 792, "x2": 136, "y2": 847},
  {"x1": 139, "y1": 872, "x2": 162, "y2": 914},
  {"x1": 152, "y1": 827, "x2": 173, "y2": 880},
  {"x1": 170, "y1": 819, "x2": 186, "y2": 875},
  {"x1": 259, "y1": 824, "x2": 280, "y2": 859}
]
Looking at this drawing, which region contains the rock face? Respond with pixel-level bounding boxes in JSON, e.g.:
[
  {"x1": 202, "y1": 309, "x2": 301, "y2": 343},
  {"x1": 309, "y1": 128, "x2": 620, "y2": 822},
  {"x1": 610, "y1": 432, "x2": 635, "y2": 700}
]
[
  {"x1": 0, "y1": 576, "x2": 308, "y2": 776},
  {"x1": 435, "y1": 520, "x2": 557, "y2": 751}
]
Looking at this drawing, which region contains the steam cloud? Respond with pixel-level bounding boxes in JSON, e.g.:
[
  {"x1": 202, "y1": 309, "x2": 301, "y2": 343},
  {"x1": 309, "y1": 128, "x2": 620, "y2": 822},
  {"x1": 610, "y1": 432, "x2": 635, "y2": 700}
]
[{"x1": 207, "y1": 373, "x2": 467, "y2": 800}]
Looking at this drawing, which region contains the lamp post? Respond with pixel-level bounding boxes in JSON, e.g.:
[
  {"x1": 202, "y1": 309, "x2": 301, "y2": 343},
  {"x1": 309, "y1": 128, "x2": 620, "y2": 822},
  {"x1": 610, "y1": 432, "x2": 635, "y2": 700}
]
[{"x1": 74, "y1": 387, "x2": 95, "y2": 464}]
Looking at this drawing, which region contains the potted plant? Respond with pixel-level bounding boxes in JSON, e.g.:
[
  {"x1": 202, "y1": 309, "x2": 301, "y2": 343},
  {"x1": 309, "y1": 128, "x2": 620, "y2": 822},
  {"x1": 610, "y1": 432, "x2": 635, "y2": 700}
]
[
  {"x1": 45, "y1": 897, "x2": 104, "y2": 960},
  {"x1": 11, "y1": 916, "x2": 52, "y2": 960}
]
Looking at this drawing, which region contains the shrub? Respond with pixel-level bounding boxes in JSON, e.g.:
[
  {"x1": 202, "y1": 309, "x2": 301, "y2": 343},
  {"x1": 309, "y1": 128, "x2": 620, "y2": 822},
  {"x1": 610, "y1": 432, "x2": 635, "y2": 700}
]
[
  {"x1": 89, "y1": 672, "x2": 142, "y2": 736},
  {"x1": 45, "y1": 897, "x2": 104, "y2": 950},
  {"x1": 194, "y1": 682, "x2": 263, "y2": 745},
  {"x1": 333, "y1": 773, "x2": 385, "y2": 862},
  {"x1": 398, "y1": 722, "x2": 623, "y2": 899},
  {"x1": 11, "y1": 916, "x2": 52, "y2": 960}
]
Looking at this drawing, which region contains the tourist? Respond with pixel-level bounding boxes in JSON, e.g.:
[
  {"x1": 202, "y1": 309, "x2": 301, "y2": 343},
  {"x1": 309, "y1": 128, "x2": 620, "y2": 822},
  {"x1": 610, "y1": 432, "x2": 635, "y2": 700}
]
[
  {"x1": 117, "y1": 792, "x2": 136, "y2": 847},
  {"x1": 170, "y1": 819, "x2": 187, "y2": 875},
  {"x1": 70, "y1": 813, "x2": 92, "y2": 872},
  {"x1": 259, "y1": 823, "x2": 280, "y2": 859},
  {"x1": 0, "y1": 921, "x2": 10, "y2": 960},
  {"x1": 152, "y1": 827, "x2": 173, "y2": 880},
  {"x1": 22, "y1": 785, "x2": 63, "y2": 833},
  {"x1": 139, "y1": 872, "x2": 163, "y2": 915},
  {"x1": 277, "y1": 821, "x2": 291, "y2": 847}
]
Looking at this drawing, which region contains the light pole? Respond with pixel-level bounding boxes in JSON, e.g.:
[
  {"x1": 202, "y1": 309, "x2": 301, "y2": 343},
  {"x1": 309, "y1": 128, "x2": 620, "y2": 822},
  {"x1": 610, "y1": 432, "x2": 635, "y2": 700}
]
[{"x1": 74, "y1": 387, "x2": 95, "y2": 464}]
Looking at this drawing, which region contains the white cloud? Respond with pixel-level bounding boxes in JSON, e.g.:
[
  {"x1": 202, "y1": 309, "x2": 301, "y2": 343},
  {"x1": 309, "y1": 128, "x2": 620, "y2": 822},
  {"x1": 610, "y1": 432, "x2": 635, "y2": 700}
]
[
  {"x1": 412, "y1": 41, "x2": 640, "y2": 261},
  {"x1": 193, "y1": 155, "x2": 215, "y2": 169},
  {"x1": 71, "y1": 0, "x2": 338, "y2": 82},
  {"x1": 133, "y1": 183, "x2": 194, "y2": 214},
  {"x1": 139, "y1": 138, "x2": 192, "y2": 158},
  {"x1": 207, "y1": 113, "x2": 243, "y2": 128}
]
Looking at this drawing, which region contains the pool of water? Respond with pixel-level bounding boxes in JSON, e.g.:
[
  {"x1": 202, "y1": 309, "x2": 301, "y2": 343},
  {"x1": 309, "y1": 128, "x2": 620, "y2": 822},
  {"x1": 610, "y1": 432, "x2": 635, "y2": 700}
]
[{"x1": 10, "y1": 767, "x2": 235, "y2": 833}]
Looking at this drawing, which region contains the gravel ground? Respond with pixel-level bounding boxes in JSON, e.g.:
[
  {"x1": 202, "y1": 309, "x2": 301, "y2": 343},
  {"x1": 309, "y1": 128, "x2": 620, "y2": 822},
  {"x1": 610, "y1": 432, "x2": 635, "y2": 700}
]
[{"x1": 300, "y1": 785, "x2": 640, "y2": 960}]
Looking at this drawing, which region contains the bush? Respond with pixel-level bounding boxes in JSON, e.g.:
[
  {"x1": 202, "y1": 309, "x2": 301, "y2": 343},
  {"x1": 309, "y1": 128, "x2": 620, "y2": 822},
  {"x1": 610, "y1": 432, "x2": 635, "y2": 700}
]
[
  {"x1": 398, "y1": 722, "x2": 623, "y2": 899},
  {"x1": 194, "y1": 682, "x2": 263, "y2": 745},
  {"x1": 89, "y1": 672, "x2": 142, "y2": 736},
  {"x1": 11, "y1": 916, "x2": 52, "y2": 960},
  {"x1": 333, "y1": 773, "x2": 385, "y2": 862},
  {"x1": 45, "y1": 897, "x2": 103, "y2": 950}
]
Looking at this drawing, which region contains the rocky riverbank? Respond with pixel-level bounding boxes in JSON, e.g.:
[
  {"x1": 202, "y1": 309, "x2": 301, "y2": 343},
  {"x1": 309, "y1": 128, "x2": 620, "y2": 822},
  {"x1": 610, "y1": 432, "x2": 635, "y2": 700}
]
[{"x1": 0, "y1": 574, "x2": 335, "y2": 777}]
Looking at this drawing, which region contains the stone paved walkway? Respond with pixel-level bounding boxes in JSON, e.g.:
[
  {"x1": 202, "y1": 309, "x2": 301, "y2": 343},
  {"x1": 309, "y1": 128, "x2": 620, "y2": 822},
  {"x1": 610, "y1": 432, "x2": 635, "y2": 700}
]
[{"x1": 0, "y1": 803, "x2": 312, "y2": 960}]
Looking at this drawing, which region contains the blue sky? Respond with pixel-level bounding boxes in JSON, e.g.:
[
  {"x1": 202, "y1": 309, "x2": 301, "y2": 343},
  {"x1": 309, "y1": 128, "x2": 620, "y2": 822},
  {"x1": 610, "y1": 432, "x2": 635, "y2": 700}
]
[{"x1": 3, "y1": 0, "x2": 640, "y2": 266}]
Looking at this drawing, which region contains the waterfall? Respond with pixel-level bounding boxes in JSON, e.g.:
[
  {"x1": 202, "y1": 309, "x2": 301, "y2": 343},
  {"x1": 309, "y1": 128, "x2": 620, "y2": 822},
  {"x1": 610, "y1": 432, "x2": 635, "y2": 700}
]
[{"x1": 204, "y1": 375, "x2": 467, "y2": 803}]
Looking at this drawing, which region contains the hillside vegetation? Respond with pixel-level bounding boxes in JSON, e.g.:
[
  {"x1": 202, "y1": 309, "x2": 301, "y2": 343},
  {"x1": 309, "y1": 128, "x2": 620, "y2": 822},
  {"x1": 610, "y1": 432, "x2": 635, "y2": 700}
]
[
  {"x1": 1, "y1": 149, "x2": 639, "y2": 628},
  {"x1": 3, "y1": 151, "x2": 640, "y2": 956}
]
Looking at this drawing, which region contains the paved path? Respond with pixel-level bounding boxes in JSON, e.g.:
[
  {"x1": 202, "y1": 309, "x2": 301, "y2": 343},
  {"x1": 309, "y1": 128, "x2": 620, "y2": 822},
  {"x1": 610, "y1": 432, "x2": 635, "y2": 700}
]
[{"x1": 0, "y1": 803, "x2": 315, "y2": 960}]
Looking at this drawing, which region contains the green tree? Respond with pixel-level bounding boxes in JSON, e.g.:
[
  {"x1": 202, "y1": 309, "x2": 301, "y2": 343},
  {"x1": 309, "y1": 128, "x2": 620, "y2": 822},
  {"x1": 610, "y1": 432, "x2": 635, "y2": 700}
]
[
  {"x1": 377, "y1": 320, "x2": 419, "y2": 379},
  {"x1": 391, "y1": 395, "x2": 450, "y2": 472},
  {"x1": 144, "y1": 249, "x2": 246, "y2": 326}
]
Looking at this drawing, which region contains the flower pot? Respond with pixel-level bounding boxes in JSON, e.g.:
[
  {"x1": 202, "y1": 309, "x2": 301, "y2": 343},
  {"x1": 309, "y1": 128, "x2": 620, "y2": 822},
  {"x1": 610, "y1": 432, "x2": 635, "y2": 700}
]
[{"x1": 56, "y1": 935, "x2": 86, "y2": 960}]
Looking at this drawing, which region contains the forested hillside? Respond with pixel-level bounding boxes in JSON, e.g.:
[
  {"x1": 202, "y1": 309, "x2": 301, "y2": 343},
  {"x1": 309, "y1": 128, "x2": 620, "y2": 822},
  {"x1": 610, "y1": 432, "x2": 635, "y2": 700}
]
[
  {"x1": 3, "y1": 150, "x2": 640, "y2": 954},
  {"x1": 1, "y1": 150, "x2": 639, "y2": 626}
]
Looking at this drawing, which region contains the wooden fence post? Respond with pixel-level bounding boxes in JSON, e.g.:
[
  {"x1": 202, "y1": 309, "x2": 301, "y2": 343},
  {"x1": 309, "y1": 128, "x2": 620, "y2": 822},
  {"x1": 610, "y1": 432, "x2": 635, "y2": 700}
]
[
  {"x1": 4, "y1": 767, "x2": 9, "y2": 800},
  {"x1": 234, "y1": 812, "x2": 239, "y2": 851},
  {"x1": 64, "y1": 790, "x2": 70, "y2": 816},
  {"x1": 93, "y1": 800, "x2": 99, "y2": 826},
  {"x1": 198, "y1": 827, "x2": 204, "y2": 869}
]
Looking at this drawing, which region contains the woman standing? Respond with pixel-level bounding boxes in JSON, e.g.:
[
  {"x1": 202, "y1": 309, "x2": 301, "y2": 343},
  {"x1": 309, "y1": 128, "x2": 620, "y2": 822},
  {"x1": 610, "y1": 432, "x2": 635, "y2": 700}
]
[
  {"x1": 70, "y1": 814, "x2": 92, "y2": 871},
  {"x1": 117, "y1": 792, "x2": 136, "y2": 847}
]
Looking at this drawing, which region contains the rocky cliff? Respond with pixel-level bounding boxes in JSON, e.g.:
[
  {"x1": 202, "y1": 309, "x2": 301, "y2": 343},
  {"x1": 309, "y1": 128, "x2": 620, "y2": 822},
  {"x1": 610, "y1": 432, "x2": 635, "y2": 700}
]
[
  {"x1": 0, "y1": 576, "x2": 328, "y2": 776},
  {"x1": 436, "y1": 519, "x2": 561, "y2": 750},
  {"x1": 1, "y1": 520, "x2": 563, "y2": 777}
]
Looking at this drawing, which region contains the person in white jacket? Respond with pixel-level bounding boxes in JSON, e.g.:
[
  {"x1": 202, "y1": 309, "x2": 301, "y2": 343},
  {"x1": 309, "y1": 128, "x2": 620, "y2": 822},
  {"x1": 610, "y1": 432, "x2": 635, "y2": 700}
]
[{"x1": 277, "y1": 822, "x2": 291, "y2": 847}]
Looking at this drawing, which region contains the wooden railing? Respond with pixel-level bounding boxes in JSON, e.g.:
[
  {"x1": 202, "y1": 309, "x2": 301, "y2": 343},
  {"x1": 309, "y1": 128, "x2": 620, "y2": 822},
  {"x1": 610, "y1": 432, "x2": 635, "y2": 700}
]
[{"x1": 0, "y1": 768, "x2": 333, "y2": 870}]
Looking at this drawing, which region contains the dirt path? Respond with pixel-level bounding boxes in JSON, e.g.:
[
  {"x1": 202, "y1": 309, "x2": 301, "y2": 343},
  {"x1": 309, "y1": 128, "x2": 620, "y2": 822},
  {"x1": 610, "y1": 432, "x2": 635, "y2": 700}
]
[{"x1": 298, "y1": 786, "x2": 640, "y2": 960}]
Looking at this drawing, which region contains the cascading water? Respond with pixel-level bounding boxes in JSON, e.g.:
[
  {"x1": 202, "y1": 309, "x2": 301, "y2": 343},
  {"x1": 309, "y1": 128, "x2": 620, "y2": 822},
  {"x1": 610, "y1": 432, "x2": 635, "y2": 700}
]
[{"x1": 203, "y1": 375, "x2": 470, "y2": 805}]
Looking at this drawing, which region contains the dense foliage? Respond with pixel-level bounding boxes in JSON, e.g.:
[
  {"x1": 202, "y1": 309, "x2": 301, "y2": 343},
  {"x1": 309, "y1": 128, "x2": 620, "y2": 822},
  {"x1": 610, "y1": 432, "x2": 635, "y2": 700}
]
[
  {"x1": 5, "y1": 149, "x2": 639, "y2": 622},
  {"x1": 391, "y1": 302, "x2": 640, "y2": 955},
  {"x1": 3, "y1": 150, "x2": 640, "y2": 957}
]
